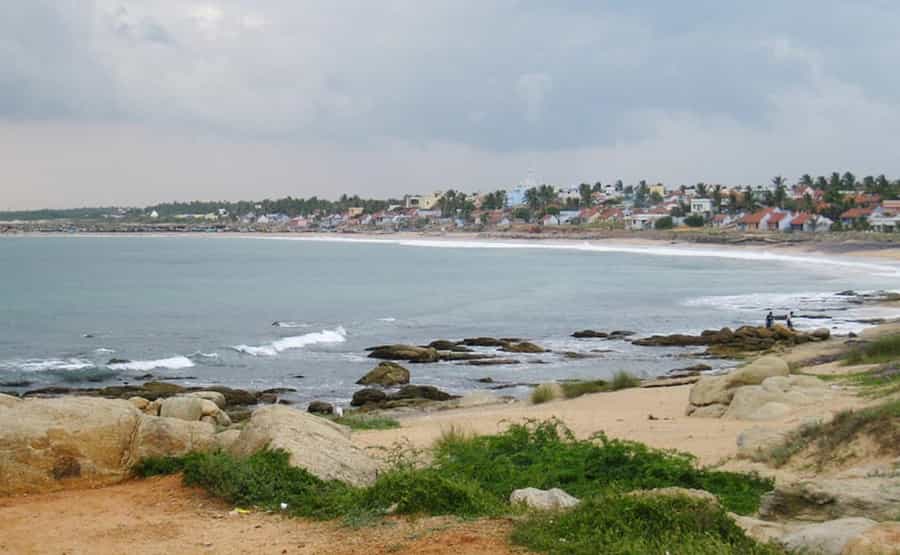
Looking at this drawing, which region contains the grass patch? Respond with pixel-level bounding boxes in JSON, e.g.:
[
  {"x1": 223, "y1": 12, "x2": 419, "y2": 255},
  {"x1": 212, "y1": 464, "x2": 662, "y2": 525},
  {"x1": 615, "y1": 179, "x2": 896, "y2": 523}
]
[
  {"x1": 135, "y1": 419, "x2": 777, "y2": 553},
  {"x1": 758, "y1": 398, "x2": 900, "y2": 468},
  {"x1": 531, "y1": 383, "x2": 560, "y2": 404},
  {"x1": 845, "y1": 334, "x2": 900, "y2": 365},
  {"x1": 609, "y1": 371, "x2": 641, "y2": 391},
  {"x1": 331, "y1": 415, "x2": 401, "y2": 430},
  {"x1": 512, "y1": 494, "x2": 784, "y2": 555},
  {"x1": 560, "y1": 379, "x2": 608, "y2": 399}
]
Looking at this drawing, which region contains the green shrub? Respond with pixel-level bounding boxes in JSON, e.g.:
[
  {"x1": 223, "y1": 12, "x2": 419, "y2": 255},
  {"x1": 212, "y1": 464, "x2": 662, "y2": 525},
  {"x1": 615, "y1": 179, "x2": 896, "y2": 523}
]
[
  {"x1": 511, "y1": 494, "x2": 785, "y2": 555},
  {"x1": 360, "y1": 468, "x2": 502, "y2": 517},
  {"x1": 654, "y1": 216, "x2": 674, "y2": 230},
  {"x1": 684, "y1": 214, "x2": 706, "y2": 227},
  {"x1": 845, "y1": 334, "x2": 900, "y2": 365},
  {"x1": 560, "y1": 379, "x2": 608, "y2": 399},
  {"x1": 132, "y1": 454, "x2": 196, "y2": 477},
  {"x1": 531, "y1": 384, "x2": 560, "y2": 404},
  {"x1": 609, "y1": 371, "x2": 641, "y2": 391},
  {"x1": 332, "y1": 415, "x2": 400, "y2": 430}
]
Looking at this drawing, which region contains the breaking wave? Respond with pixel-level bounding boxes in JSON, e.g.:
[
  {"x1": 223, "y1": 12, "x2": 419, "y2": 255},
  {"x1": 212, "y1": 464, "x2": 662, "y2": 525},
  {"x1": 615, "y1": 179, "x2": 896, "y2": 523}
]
[
  {"x1": 6, "y1": 358, "x2": 95, "y2": 372},
  {"x1": 232, "y1": 327, "x2": 347, "y2": 357},
  {"x1": 107, "y1": 356, "x2": 195, "y2": 371}
]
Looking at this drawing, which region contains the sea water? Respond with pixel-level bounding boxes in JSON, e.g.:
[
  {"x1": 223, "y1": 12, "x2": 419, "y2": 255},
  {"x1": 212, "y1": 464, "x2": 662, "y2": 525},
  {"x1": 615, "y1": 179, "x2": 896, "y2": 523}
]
[{"x1": 1, "y1": 235, "x2": 898, "y2": 406}]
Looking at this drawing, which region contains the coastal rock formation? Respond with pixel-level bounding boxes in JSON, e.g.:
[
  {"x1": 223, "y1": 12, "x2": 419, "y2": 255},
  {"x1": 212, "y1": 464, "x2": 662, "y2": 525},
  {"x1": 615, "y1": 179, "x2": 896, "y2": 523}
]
[
  {"x1": 213, "y1": 429, "x2": 241, "y2": 451},
  {"x1": 736, "y1": 427, "x2": 790, "y2": 459},
  {"x1": 356, "y1": 362, "x2": 411, "y2": 386},
  {"x1": 843, "y1": 522, "x2": 900, "y2": 554},
  {"x1": 572, "y1": 330, "x2": 608, "y2": 338},
  {"x1": 685, "y1": 356, "x2": 791, "y2": 418},
  {"x1": 723, "y1": 375, "x2": 832, "y2": 420},
  {"x1": 350, "y1": 384, "x2": 458, "y2": 409},
  {"x1": 159, "y1": 396, "x2": 205, "y2": 421},
  {"x1": 307, "y1": 401, "x2": 334, "y2": 415},
  {"x1": 351, "y1": 388, "x2": 387, "y2": 407},
  {"x1": 634, "y1": 325, "x2": 822, "y2": 356},
  {"x1": 780, "y1": 518, "x2": 878, "y2": 555},
  {"x1": 366, "y1": 344, "x2": 440, "y2": 363},
  {"x1": 760, "y1": 476, "x2": 900, "y2": 522},
  {"x1": 500, "y1": 341, "x2": 546, "y2": 354},
  {"x1": 729, "y1": 514, "x2": 787, "y2": 544},
  {"x1": 131, "y1": 416, "x2": 216, "y2": 461},
  {"x1": 466, "y1": 358, "x2": 520, "y2": 366},
  {"x1": 185, "y1": 391, "x2": 227, "y2": 409},
  {"x1": 228, "y1": 405, "x2": 378, "y2": 487},
  {"x1": 459, "y1": 337, "x2": 510, "y2": 347},
  {"x1": 391, "y1": 385, "x2": 455, "y2": 402},
  {"x1": 427, "y1": 340, "x2": 472, "y2": 352},
  {"x1": 509, "y1": 487, "x2": 580, "y2": 510}
]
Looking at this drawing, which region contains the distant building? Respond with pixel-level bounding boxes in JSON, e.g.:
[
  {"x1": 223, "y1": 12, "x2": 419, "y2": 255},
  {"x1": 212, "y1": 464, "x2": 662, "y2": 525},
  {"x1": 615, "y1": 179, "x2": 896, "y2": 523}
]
[
  {"x1": 506, "y1": 186, "x2": 528, "y2": 207},
  {"x1": 405, "y1": 191, "x2": 443, "y2": 210},
  {"x1": 690, "y1": 198, "x2": 713, "y2": 215}
]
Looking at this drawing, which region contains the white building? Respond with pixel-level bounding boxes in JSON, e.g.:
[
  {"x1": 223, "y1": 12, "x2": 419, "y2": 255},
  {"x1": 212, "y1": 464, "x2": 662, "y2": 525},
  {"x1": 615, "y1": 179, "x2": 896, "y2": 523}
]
[{"x1": 690, "y1": 198, "x2": 713, "y2": 215}]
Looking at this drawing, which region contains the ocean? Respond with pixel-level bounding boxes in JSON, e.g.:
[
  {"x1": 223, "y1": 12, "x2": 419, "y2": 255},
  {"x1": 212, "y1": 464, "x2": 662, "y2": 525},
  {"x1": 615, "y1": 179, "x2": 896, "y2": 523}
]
[{"x1": 2, "y1": 235, "x2": 898, "y2": 407}]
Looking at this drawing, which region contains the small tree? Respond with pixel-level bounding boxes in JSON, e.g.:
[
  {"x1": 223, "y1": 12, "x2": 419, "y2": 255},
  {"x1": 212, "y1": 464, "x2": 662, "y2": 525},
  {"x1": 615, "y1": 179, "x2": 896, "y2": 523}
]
[
  {"x1": 684, "y1": 214, "x2": 705, "y2": 227},
  {"x1": 654, "y1": 216, "x2": 674, "y2": 230}
]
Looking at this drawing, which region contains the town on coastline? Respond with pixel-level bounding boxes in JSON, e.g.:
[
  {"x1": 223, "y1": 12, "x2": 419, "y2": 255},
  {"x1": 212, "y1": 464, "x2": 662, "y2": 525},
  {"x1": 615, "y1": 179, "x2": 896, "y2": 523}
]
[{"x1": 3, "y1": 171, "x2": 900, "y2": 236}]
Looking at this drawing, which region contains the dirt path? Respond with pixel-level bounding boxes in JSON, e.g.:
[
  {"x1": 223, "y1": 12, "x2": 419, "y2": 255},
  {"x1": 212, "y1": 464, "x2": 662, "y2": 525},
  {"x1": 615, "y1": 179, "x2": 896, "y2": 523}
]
[{"x1": 0, "y1": 476, "x2": 516, "y2": 555}]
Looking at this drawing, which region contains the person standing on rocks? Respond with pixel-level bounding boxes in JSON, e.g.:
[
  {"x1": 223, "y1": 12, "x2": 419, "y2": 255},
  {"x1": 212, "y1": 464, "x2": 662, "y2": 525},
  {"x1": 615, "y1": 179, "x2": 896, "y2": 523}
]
[
  {"x1": 765, "y1": 311, "x2": 774, "y2": 329},
  {"x1": 786, "y1": 312, "x2": 794, "y2": 330}
]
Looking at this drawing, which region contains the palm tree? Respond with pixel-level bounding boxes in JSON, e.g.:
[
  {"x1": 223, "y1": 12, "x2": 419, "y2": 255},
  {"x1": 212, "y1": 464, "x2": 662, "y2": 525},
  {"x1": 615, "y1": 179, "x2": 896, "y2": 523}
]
[
  {"x1": 525, "y1": 188, "x2": 540, "y2": 211},
  {"x1": 771, "y1": 175, "x2": 786, "y2": 189},
  {"x1": 841, "y1": 171, "x2": 857, "y2": 190},
  {"x1": 579, "y1": 183, "x2": 593, "y2": 207},
  {"x1": 799, "y1": 174, "x2": 813, "y2": 187},
  {"x1": 696, "y1": 182, "x2": 708, "y2": 197}
]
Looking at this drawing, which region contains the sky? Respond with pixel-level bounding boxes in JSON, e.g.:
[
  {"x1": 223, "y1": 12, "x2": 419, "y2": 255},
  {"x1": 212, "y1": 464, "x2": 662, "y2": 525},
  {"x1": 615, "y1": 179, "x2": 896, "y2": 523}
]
[{"x1": 3, "y1": 1, "x2": 900, "y2": 209}]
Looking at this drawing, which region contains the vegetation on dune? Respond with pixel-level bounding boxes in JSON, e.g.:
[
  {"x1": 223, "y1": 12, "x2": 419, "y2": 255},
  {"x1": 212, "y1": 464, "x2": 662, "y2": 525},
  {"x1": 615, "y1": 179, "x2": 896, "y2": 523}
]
[
  {"x1": 512, "y1": 494, "x2": 784, "y2": 555},
  {"x1": 331, "y1": 415, "x2": 401, "y2": 430},
  {"x1": 134, "y1": 420, "x2": 776, "y2": 553},
  {"x1": 531, "y1": 384, "x2": 561, "y2": 404},
  {"x1": 535, "y1": 372, "x2": 641, "y2": 404},
  {"x1": 608, "y1": 371, "x2": 641, "y2": 391},
  {"x1": 844, "y1": 334, "x2": 900, "y2": 366},
  {"x1": 757, "y1": 398, "x2": 900, "y2": 468}
]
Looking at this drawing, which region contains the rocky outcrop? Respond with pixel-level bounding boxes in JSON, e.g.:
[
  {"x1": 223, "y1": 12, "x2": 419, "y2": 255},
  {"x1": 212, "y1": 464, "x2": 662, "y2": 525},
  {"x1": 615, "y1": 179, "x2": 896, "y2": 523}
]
[
  {"x1": 350, "y1": 384, "x2": 458, "y2": 409},
  {"x1": 634, "y1": 325, "x2": 822, "y2": 356},
  {"x1": 307, "y1": 401, "x2": 334, "y2": 415},
  {"x1": 685, "y1": 356, "x2": 791, "y2": 418},
  {"x1": 0, "y1": 393, "x2": 21, "y2": 409},
  {"x1": 780, "y1": 518, "x2": 878, "y2": 555},
  {"x1": 500, "y1": 341, "x2": 546, "y2": 354},
  {"x1": 159, "y1": 397, "x2": 204, "y2": 421},
  {"x1": 459, "y1": 337, "x2": 510, "y2": 347},
  {"x1": 572, "y1": 330, "x2": 608, "y2": 338},
  {"x1": 351, "y1": 388, "x2": 387, "y2": 407},
  {"x1": 760, "y1": 476, "x2": 900, "y2": 522},
  {"x1": 509, "y1": 487, "x2": 580, "y2": 510},
  {"x1": 391, "y1": 385, "x2": 455, "y2": 402},
  {"x1": 723, "y1": 375, "x2": 832, "y2": 420},
  {"x1": 736, "y1": 426, "x2": 790, "y2": 459},
  {"x1": 356, "y1": 362, "x2": 410, "y2": 386},
  {"x1": 184, "y1": 391, "x2": 227, "y2": 409},
  {"x1": 228, "y1": 405, "x2": 378, "y2": 487},
  {"x1": 843, "y1": 522, "x2": 900, "y2": 554},
  {"x1": 131, "y1": 416, "x2": 216, "y2": 461},
  {"x1": 427, "y1": 340, "x2": 471, "y2": 352},
  {"x1": 366, "y1": 344, "x2": 440, "y2": 363}
]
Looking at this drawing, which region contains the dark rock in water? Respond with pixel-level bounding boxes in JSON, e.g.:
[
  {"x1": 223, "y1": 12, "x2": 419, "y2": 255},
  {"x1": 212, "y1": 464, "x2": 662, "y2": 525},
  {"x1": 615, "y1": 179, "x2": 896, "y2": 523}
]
[
  {"x1": 276, "y1": 399, "x2": 295, "y2": 405},
  {"x1": 459, "y1": 337, "x2": 509, "y2": 347},
  {"x1": 257, "y1": 392, "x2": 278, "y2": 404},
  {"x1": 608, "y1": 330, "x2": 636, "y2": 338},
  {"x1": 357, "y1": 361, "x2": 410, "y2": 386},
  {"x1": 292, "y1": 374, "x2": 306, "y2": 379},
  {"x1": 836, "y1": 290, "x2": 858, "y2": 296},
  {"x1": 439, "y1": 352, "x2": 497, "y2": 362},
  {"x1": 667, "y1": 363, "x2": 712, "y2": 376},
  {"x1": 0, "y1": 380, "x2": 33, "y2": 388},
  {"x1": 24, "y1": 386, "x2": 82, "y2": 397},
  {"x1": 389, "y1": 385, "x2": 456, "y2": 402},
  {"x1": 572, "y1": 330, "x2": 608, "y2": 338},
  {"x1": 95, "y1": 381, "x2": 185, "y2": 401},
  {"x1": 499, "y1": 338, "x2": 523, "y2": 344},
  {"x1": 633, "y1": 325, "x2": 821, "y2": 358},
  {"x1": 261, "y1": 387, "x2": 298, "y2": 394},
  {"x1": 82, "y1": 333, "x2": 95, "y2": 339},
  {"x1": 501, "y1": 341, "x2": 546, "y2": 354},
  {"x1": 848, "y1": 332, "x2": 858, "y2": 338},
  {"x1": 167, "y1": 376, "x2": 197, "y2": 380},
  {"x1": 191, "y1": 385, "x2": 257, "y2": 406},
  {"x1": 106, "y1": 358, "x2": 131, "y2": 365},
  {"x1": 467, "y1": 358, "x2": 520, "y2": 366},
  {"x1": 135, "y1": 373, "x2": 154, "y2": 380},
  {"x1": 562, "y1": 352, "x2": 604, "y2": 359},
  {"x1": 351, "y1": 388, "x2": 388, "y2": 407},
  {"x1": 489, "y1": 382, "x2": 538, "y2": 390},
  {"x1": 476, "y1": 377, "x2": 495, "y2": 383},
  {"x1": 307, "y1": 400, "x2": 334, "y2": 415},
  {"x1": 367, "y1": 344, "x2": 440, "y2": 363},
  {"x1": 427, "y1": 340, "x2": 472, "y2": 352},
  {"x1": 590, "y1": 349, "x2": 614, "y2": 353},
  {"x1": 227, "y1": 407, "x2": 252, "y2": 423}
]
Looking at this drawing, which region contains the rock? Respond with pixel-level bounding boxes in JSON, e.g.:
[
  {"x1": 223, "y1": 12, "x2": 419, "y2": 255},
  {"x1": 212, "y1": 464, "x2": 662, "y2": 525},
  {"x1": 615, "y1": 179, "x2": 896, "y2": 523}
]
[
  {"x1": 686, "y1": 403, "x2": 728, "y2": 418},
  {"x1": 213, "y1": 429, "x2": 241, "y2": 451},
  {"x1": 467, "y1": 358, "x2": 520, "y2": 366},
  {"x1": 686, "y1": 356, "x2": 790, "y2": 417},
  {"x1": 351, "y1": 388, "x2": 387, "y2": 407},
  {"x1": 572, "y1": 330, "x2": 608, "y2": 338},
  {"x1": 843, "y1": 522, "x2": 900, "y2": 554},
  {"x1": 608, "y1": 330, "x2": 636, "y2": 338},
  {"x1": 356, "y1": 362, "x2": 411, "y2": 386},
  {"x1": 509, "y1": 487, "x2": 580, "y2": 510},
  {"x1": 628, "y1": 487, "x2": 720, "y2": 506},
  {"x1": 0, "y1": 397, "x2": 143, "y2": 495},
  {"x1": 366, "y1": 344, "x2": 440, "y2": 363},
  {"x1": 459, "y1": 337, "x2": 508, "y2": 347},
  {"x1": 736, "y1": 427, "x2": 789, "y2": 459},
  {"x1": 159, "y1": 397, "x2": 204, "y2": 421},
  {"x1": 128, "y1": 396, "x2": 150, "y2": 410},
  {"x1": 185, "y1": 391, "x2": 227, "y2": 409},
  {"x1": 729, "y1": 514, "x2": 786, "y2": 544},
  {"x1": 146, "y1": 399, "x2": 162, "y2": 416},
  {"x1": 427, "y1": 340, "x2": 471, "y2": 352},
  {"x1": 97, "y1": 381, "x2": 186, "y2": 401},
  {"x1": 228, "y1": 405, "x2": 378, "y2": 486},
  {"x1": 0, "y1": 393, "x2": 22, "y2": 409},
  {"x1": 813, "y1": 328, "x2": 832, "y2": 340},
  {"x1": 641, "y1": 376, "x2": 700, "y2": 388},
  {"x1": 201, "y1": 415, "x2": 217, "y2": 426},
  {"x1": 197, "y1": 386, "x2": 257, "y2": 407},
  {"x1": 476, "y1": 377, "x2": 494, "y2": 383},
  {"x1": 500, "y1": 341, "x2": 546, "y2": 354},
  {"x1": 131, "y1": 416, "x2": 216, "y2": 461},
  {"x1": 389, "y1": 385, "x2": 455, "y2": 402},
  {"x1": 307, "y1": 401, "x2": 334, "y2": 415},
  {"x1": 726, "y1": 356, "x2": 790, "y2": 387},
  {"x1": 780, "y1": 518, "x2": 877, "y2": 555},
  {"x1": 724, "y1": 375, "x2": 830, "y2": 420},
  {"x1": 106, "y1": 358, "x2": 131, "y2": 365},
  {"x1": 688, "y1": 376, "x2": 733, "y2": 407},
  {"x1": 760, "y1": 477, "x2": 900, "y2": 522},
  {"x1": 439, "y1": 352, "x2": 497, "y2": 361}
]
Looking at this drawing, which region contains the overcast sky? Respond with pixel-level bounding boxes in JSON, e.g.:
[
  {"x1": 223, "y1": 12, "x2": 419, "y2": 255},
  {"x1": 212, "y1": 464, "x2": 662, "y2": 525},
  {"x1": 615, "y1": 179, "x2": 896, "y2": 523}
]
[{"x1": 3, "y1": 1, "x2": 900, "y2": 209}]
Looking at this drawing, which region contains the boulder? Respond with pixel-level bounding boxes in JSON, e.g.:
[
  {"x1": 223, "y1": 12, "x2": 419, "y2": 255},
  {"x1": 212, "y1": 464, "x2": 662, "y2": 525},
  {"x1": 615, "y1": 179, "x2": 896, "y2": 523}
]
[
  {"x1": 427, "y1": 340, "x2": 471, "y2": 352},
  {"x1": 228, "y1": 405, "x2": 379, "y2": 487},
  {"x1": 686, "y1": 403, "x2": 728, "y2": 418},
  {"x1": 307, "y1": 401, "x2": 334, "y2": 415},
  {"x1": 725, "y1": 355, "x2": 790, "y2": 387},
  {"x1": 572, "y1": 330, "x2": 608, "y2": 338},
  {"x1": 356, "y1": 362, "x2": 410, "y2": 386},
  {"x1": 213, "y1": 429, "x2": 241, "y2": 452},
  {"x1": 843, "y1": 522, "x2": 900, "y2": 554},
  {"x1": 688, "y1": 377, "x2": 733, "y2": 407},
  {"x1": 813, "y1": 328, "x2": 832, "y2": 340},
  {"x1": 128, "y1": 396, "x2": 150, "y2": 410},
  {"x1": 159, "y1": 397, "x2": 204, "y2": 421},
  {"x1": 459, "y1": 337, "x2": 508, "y2": 347},
  {"x1": 390, "y1": 385, "x2": 455, "y2": 402},
  {"x1": 130, "y1": 416, "x2": 216, "y2": 461},
  {"x1": 736, "y1": 427, "x2": 789, "y2": 459},
  {"x1": 729, "y1": 514, "x2": 786, "y2": 544},
  {"x1": 0, "y1": 397, "x2": 143, "y2": 495},
  {"x1": 0, "y1": 393, "x2": 21, "y2": 409},
  {"x1": 724, "y1": 375, "x2": 830, "y2": 420},
  {"x1": 500, "y1": 341, "x2": 546, "y2": 354},
  {"x1": 366, "y1": 344, "x2": 439, "y2": 363},
  {"x1": 185, "y1": 391, "x2": 227, "y2": 409},
  {"x1": 467, "y1": 358, "x2": 520, "y2": 366},
  {"x1": 146, "y1": 399, "x2": 162, "y2": 416},
  {"x1": 686, "y1": 356, "x2": 790, "y2": 418},
  {"x1": 196, "y1": 386, "x2": 257, "y2": 407},
  {"x1": 760, "y1": 477, "x2": 900, "y2": 522},
  {"x1": 780, "y1": 518, "x2": 877, "y2": 555},
  {"x1": 509, "y1": 487, "x2": 580, "y2": 510},
  {"x1": 351, "y1": 388, "x2": 387, "y2": 407}
]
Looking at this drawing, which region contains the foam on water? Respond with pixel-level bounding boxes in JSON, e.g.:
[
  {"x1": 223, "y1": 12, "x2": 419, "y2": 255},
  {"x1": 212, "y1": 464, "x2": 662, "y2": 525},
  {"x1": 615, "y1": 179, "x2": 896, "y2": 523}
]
[
  {"x1": 232, "y1": 327, "x2": 348, "y2": 357},
  {"x1": 94, "y1": 348, "x2": 116, "y2": 354},
  {"x1": 107, "y1": 356, "x2": 195, "y2": 371},
  {"x1": 9, "y1": 358, "x2": 95, "y2": 372},
  {"x1": 253, "y1": 235, "x2": 900, "y2": 277}
]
